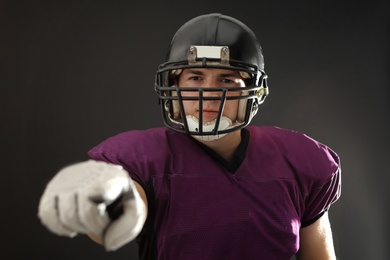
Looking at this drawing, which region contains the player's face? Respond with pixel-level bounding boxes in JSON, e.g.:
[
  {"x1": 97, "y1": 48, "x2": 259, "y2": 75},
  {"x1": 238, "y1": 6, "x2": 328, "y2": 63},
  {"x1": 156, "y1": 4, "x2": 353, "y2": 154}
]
[{"x1": 177, "y1": 68, "x2": 245, "y2": 123}]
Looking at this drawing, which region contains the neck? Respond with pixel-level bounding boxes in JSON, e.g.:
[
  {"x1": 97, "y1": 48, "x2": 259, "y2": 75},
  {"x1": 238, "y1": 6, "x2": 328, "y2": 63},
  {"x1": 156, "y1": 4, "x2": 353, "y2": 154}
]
[{"x1": 196, "y1": 130, "x2": 242, "y2": 162}]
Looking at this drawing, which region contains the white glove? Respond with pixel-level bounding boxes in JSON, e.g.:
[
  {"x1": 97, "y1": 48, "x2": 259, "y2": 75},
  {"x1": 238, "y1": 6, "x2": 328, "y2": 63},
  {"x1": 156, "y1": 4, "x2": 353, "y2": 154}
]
[{"x1": 38, "y1": 160, "x2": 146, "y2": 251}]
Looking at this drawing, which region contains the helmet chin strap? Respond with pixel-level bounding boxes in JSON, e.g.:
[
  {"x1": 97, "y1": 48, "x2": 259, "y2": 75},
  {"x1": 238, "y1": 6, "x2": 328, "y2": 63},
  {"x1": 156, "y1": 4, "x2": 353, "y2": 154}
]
[{"x1": 186, "y1": 115, "x2": 233, "y2": 142}]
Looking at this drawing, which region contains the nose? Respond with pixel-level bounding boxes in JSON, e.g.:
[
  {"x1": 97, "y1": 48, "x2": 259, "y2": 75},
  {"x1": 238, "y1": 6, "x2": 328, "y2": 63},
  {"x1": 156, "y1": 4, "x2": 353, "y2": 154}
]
[{"x1": 200, "y1": 79, "x2": 223, "y2": 98}]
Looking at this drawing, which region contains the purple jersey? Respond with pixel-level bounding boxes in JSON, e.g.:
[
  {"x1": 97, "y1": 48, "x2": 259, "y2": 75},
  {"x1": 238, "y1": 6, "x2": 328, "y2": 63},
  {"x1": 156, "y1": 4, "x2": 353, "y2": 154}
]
[{"x1": 88, "y1": 126, "x2": 341, "y2": 259}]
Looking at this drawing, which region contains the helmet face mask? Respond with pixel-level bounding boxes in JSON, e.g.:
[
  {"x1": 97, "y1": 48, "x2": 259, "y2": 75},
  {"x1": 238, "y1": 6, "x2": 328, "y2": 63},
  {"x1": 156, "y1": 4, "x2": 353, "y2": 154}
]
[{"x1": 154, "y1": 13, "x2": 269, "y2": 139}]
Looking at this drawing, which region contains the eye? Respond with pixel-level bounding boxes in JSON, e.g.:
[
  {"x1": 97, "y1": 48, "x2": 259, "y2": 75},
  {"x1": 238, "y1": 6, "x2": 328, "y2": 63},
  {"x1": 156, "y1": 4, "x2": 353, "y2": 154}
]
[
  {"x1": 222, "y1": 78, "x2": 234, "y2": 84},
  {"x1": 189, "y1": 76, "x2": 202, "y2": 81}
]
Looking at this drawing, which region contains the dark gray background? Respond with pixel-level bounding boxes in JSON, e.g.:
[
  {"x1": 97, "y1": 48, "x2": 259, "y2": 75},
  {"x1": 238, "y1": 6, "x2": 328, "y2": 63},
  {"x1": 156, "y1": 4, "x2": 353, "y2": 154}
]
[{"x1": 2, "y1": 0, "x2": 389, "y2": 259}]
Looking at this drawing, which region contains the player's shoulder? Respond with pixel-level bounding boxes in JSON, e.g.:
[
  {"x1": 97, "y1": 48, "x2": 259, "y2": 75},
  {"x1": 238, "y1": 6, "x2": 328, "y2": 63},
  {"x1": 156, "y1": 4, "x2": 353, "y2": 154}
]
[
  {"x1": 249, "y1": 124, "x2": 307, "y2": 137},
  {"x1": 249, "y1": 125, "x2": 332, "y2": 152},
  {"x1": 248, "y1": 125, "x2": 340, "y2": 181},
  {"x1": 88, "y1": 127, "x2": 176, "y2": 156}
]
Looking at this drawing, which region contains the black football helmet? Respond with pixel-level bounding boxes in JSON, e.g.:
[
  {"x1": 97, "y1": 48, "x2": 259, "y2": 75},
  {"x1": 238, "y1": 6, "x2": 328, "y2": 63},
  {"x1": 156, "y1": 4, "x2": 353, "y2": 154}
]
[{"x1": 154, "y1": 13, "x2": 269, "y2": 139}]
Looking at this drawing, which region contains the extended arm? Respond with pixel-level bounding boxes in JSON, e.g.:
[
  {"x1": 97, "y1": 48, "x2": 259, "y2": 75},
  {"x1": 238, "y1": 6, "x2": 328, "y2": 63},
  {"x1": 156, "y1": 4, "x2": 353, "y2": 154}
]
[{"x1": 296, "y1": 212, "x2": 337, "y2": 260}]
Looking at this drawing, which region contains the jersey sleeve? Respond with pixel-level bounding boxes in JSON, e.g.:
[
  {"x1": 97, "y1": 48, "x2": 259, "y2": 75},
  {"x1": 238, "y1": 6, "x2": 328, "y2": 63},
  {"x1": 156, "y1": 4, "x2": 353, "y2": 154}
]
[
  {"x1": 86, "y1": 128, "x2": 175, "y2": 192},
  {"x1": 88, "y1": 140, "x2": 148, "y2": 189},
  {"x1": 86, "y1": 130, "x2": 155, "y2": 190},
  {"x1": 301, "y1": 168, "x2": 341, "y2": 226},
  {"x1": 299, "y1": 141, "x2": 342, "y2": 225}
]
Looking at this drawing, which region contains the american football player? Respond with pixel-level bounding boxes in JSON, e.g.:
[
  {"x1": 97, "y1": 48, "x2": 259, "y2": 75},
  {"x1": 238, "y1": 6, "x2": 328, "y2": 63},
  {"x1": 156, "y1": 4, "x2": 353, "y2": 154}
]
[{"x1": 38, "y1": 13, "x2": 341, "y2": 260}]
